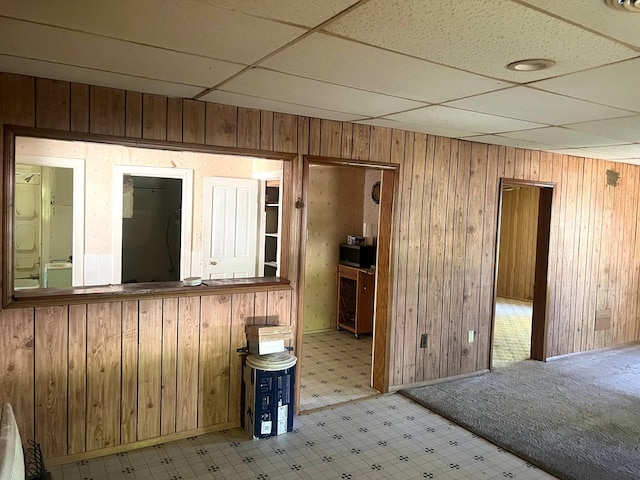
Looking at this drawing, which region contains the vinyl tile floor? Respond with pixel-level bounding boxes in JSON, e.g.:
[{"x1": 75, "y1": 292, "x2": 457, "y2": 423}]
[
  {"x1": 48, "y1": 393, "x2": 557, "y2": 480},
  {"x1": 492, "y1": 297, "x2": 532, "y2": 368},
  {"x1": 299, "y1": 329, "x2": 378, "y2": 411}
]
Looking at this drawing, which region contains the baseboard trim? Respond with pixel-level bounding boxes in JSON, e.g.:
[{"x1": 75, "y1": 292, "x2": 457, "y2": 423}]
[
  {"x1": 388, "y1": 369, "x2": 489, "y2": 392},
  {"x1": 45, "y1": 421, "x2": 239, "y2": 467}
]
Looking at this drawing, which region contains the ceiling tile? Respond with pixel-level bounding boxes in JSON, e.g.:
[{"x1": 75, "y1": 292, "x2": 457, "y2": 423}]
[
  {"x1": 464, "y1": 135, "x2": 557, "y2": 151},
  {"x1": 199, "y1": 90, "x2": 362, "y2": 122},
  {"x1": 192, "y1": 0, "x2": 359, "y2": 27},
  {"x1": 446, "y1": 87, "x2": 633, "y2": 125},
  {"x1": 324, "y1": 0, "x2": 636, "y2": 82},
  {"x1": 220, "y1": 68, "x2": 426, "y2": 117},
  {"x1": 262, "y1": 33, "x2": 509, "y2": 103},
  {"x1": 576, "y1": 144, "x2": 640, "y2": 159},
  {"x1": 386, "y1": 106, "x2": 545, "y2": 135},
  {"x1": 565, "y1": 115, "x2": 640, "y2": 143},
  {"x1": 531, "y1": 58, "x2": 640, "y2": 113},
  {"x1": 0, "y1": 55, "x2": 204, "y2": 98},
  {"x1": 357, "y1": 118, "x2": 477, "y2": 140},
  {"x1": 0, "y1": 18, "x2": 243, "y2": 88},
  {"x1": 547, "y1": 148, "x2": 629, "y2": 160},
  {"x1": 0, "y1": 0, "x2": 305, "y2": 65},
  {"x1": 500, "y1": 127, "x2": 630, "y2": 148},
  {"x1": 520, "y1": 0, "x2": 640, "y2": 48}
]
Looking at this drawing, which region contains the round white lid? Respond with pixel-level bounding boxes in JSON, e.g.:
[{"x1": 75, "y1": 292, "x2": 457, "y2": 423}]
[{"x1": 246, "y1": 352, "x2": 297, "y2": 371}]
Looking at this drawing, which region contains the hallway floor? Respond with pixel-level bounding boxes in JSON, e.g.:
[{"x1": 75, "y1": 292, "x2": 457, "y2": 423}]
[
  {"x1": 49, "y1": 393, "x2": 555, "y2": 480},
  {"x1": 492, "y1": 297, "x2": 533, "y2": 368},
  {"x1": 299, "y1": 329, "x2": 378, "y2": 411}
]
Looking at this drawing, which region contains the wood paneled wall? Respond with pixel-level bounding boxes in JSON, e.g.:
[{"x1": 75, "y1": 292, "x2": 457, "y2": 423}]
[
  {"x1": 2, "y1": 73, "x2": 640, "y2": 462},
  {"x1": 3, "y1": 290, "x2": 292, "y2": 461},
  {"x1": 497, "y1": 186, "x2": 540, "y2": 300}
]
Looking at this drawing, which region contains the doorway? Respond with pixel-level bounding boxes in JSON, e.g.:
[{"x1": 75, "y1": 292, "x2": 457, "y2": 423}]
[
  {"x1": 297, "y1": 157, "x2": 396, "y2": 412},
  {"x1": 491, "y1": 180, "x2": 552, "y2": 368},
  {"x1": 111, "y1": 166, "x2": 193, "y2": 284},
  {"x1": 121, "y1": 176, "x2": 183, "y2": 283},
  {"x1": 15, "y1": 154, "x2": 85, "y2": 288}
]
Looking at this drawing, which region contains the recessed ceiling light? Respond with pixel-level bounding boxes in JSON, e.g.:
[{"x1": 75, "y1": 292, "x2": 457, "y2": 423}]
[
  {"x1": 605, "y1": 0, "x2": 640, "y2": 13},
  {"x1": 506, "y1": 59, "x2": 555, "y2": 72}
]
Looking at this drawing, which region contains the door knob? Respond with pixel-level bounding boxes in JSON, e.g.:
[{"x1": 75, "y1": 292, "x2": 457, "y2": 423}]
[{"x1": 209, "y1": 260, "x2": 217, "y2": 266}]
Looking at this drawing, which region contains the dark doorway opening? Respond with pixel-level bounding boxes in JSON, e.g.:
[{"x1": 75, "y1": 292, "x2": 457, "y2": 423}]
[{"x1": 122, "y1": 175, "x2": 182, "y2": 283}]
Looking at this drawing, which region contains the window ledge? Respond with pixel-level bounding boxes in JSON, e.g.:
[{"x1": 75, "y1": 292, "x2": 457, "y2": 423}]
[{"x1": 8, "y1": 277, "x2": 292, "y2": 308}]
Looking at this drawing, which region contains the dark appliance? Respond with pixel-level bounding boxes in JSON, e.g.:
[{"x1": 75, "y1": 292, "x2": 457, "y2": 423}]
[{"x1": 339, "y1": 243, "x2": 376, "y2": 268}]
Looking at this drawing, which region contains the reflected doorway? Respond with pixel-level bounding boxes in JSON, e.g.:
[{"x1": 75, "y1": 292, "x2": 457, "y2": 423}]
[{"x1": 121, "y1": 175, "x2": 182, "y2": 283}]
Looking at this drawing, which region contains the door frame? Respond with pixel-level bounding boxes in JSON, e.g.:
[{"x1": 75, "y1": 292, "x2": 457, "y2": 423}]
[
  {"x1": 296, "y1": 155, "x2": 398, "y2": 410},
  {"x1": 16, "y1": 154, "x2": 85, "y2": 287},
  {"x1": 112, "y1": 165, "x2": 193, "y2": 284},
  {"x1": 490, "y1": 178, "x2": 554, "y2": 367}
]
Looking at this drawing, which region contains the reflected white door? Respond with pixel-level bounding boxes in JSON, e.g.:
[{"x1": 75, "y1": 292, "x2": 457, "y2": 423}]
[
  {"x1": 14, "y1": 166, "x2": 42, "y2": 280},
  {"x1": 202, "y1": 177, "x2": 259, "y2": 279}
]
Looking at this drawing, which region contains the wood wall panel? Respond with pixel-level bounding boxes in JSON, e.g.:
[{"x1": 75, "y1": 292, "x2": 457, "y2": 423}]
[
  {"x1": 182, "y1": 99, "x2": 205, "y2": 144},
  {"x1": 418, "y1": 136, "x2": 443, "y2": 381},
  {"x1": 402, "y1": 133, "x2": 428, "y2": 384},
  {"x1": 3, "y1": 72, "x2": 640, "y2": 464},
  {"x1": 198, "y1": 295, "x2": 231, "y2": 427},
  {"x1": 120, "y1": 301, "x2": 138, "y2": 445},
  {"x1": 167, "y1": 97, "x2": 183, "y2": 143},
  {"x1": 274, "y1": 113, "x2": 297, "y2": 153},
  {"x1": 137, "y1": 299, "x2": 163, "y2": 441},
  {"x1": 352, "y1": 124, "x2": 370, "y2": 160},
  {"x1": 229, "y1": 293, "x2": 254, "y2": 423},
  {"x1": 89, "y1": 86, "x2": 125, "y2": 136},
  {"x1": 161, "y1": 298, "x2": 178, "y2": 436},
  {"x1": 477, "y1": 145, "x2": 501, "y2": 370},
  {"x1": 0, "y1": 309, "x2": 35, "y2": 448},
  {"x1": 70, "y1": 83, "x2": 90, "y2": 133},
  {"x1": 497, "y1": 187, "x2": 540, "y2": 301},
  {"x1": 86, "y1": 303, "x2": 121, "y2": 451},
  {"x1": 35, "y1": 78, "x2": 69, "y2": 130},
  {"x1": 67, "y1": 305, "x2": 87, "y2": 454},
  {"x1": 237, "y1": 107, "x2": 260, "y2": 149},
  {"x1": 261, "y1": 111, "x2": 274, "y2": 151},
  {"x1": 319, "y1": 119, "x2": 342, "y2": 157},
  {"x1": 370, "y1": 126, "x2": 392, "y2": 163},
  {"x1": 459, "y1": 142, "x2": 488, "y2": 374},
  {"x1": 176, "y1": 297, "x2": 200, "y2": 433},
  {"x1": 392, "y1": 131, "x2": 414, "y2": 385},
  {"x1": 125, "y1": 91, "x2": 142, "y2": 138},
  {"x1": 446, "y1": 140, "x2": 471, "y2": 377},
  {"x1": 205, "y1": 103, "x2": 237, "y2": 147},
  {"x1": 142, "y1": 94, "x2": 167, "y2": 141},
  {"x1": 34, "y1": 306, "x2": 68, "y2": 459}
]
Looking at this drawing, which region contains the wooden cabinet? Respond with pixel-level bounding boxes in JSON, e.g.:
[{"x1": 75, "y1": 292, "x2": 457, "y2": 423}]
[{"x1": 336, "y1": 264, "x2": 375, "y2": 338}]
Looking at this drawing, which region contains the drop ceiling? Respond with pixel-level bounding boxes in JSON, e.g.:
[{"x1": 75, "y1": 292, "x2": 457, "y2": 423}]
[{"x1": 1, "y1": 0, "x2": 640, "y2": 164}]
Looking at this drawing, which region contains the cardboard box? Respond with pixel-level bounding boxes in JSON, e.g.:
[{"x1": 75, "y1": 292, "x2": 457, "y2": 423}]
[{"x1": 245, "y1": 325, "x2": 292, "y2": 343}]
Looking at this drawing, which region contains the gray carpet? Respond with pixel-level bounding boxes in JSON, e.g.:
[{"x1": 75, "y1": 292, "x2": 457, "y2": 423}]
[{"x1": 401, "y1": 344, "x2": 640, "y2": 480}]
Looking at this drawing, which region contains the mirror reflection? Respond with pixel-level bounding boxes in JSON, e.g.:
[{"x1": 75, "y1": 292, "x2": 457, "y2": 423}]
[{"x1": 13, "y1": 136, "x2": 283, "y2": 292}]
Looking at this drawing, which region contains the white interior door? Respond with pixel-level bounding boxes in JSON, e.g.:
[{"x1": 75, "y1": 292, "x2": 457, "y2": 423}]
[
  {"x1": 202, "y1": 177, "x2": 259, "y2": 279},
  {"x1": 14, "y1": 166, "x2": 42, "y2": 280}
]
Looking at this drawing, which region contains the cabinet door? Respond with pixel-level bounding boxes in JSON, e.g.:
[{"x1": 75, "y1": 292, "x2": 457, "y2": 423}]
[{"x1": 356, "y1": 271, "x2": 375, "y2": 333}]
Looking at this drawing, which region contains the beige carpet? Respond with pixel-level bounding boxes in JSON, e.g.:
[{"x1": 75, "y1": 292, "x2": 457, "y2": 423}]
[{"x1": 402, "y1": 344, "x2": 640, "y2": 480}]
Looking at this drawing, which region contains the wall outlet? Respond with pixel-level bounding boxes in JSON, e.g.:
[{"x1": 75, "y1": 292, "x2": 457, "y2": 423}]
[
  {"x1": 468, "y1": 330, "x2": 475, "y2": 343},
  {"x1": 420, "y1": 333, "x2": 428, "y2": 348}
]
